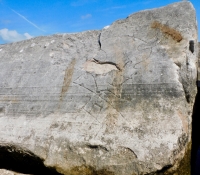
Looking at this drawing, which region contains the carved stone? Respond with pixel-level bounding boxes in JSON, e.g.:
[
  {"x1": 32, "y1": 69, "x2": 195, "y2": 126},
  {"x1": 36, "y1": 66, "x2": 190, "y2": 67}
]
[{"x1": 0, "y1": 2, "x2": 198, "y2": 174}]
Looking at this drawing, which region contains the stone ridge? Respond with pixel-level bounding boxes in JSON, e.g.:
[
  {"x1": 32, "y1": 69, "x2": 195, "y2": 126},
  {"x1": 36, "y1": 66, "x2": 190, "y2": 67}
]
[{"x1": 0, "y1": 1, "x2": 198, "y2": 175}]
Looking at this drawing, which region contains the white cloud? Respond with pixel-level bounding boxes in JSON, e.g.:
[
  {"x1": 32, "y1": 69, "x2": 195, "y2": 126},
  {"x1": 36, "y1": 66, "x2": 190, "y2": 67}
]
[
  {"x1": 0, "y1": 28, "x2": 33, "y2": 43},
  {"x1": 103, "y1": 25, "x2": 110, "y2": 29},
  {"x1": 81, "y1": 14, "x2": 92, "y2": 20},
  {"x1": 24, "y1": 32, "x2": 33, "y2": 39}
]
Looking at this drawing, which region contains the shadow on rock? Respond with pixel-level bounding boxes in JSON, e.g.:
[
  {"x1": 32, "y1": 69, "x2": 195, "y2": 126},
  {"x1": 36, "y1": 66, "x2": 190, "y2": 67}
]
[
  {"x1": 191, "y1": 85, "x2": 200, "y2": 175},
  {"x1": 0, "y1": 145, "x2": 62, "y2": 175}
]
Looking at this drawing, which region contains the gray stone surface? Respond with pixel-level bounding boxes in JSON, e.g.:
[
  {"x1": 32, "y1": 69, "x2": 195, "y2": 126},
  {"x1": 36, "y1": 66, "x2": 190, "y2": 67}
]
[
  {"x1": 0, "y1": 169, "x2": 30, "y2": 175},
  {"x1": 0, "y1": 2, "x2": 198, "y2": 175}
]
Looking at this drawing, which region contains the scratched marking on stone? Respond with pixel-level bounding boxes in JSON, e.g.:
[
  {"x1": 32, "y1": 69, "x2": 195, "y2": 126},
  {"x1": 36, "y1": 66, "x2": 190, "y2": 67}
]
[
  {"x1": 59, "y1": 59, "x2": 76, "y2": 105},
  {"x1": 0, "y1": 82, "x2": 182, "y2": 116}
]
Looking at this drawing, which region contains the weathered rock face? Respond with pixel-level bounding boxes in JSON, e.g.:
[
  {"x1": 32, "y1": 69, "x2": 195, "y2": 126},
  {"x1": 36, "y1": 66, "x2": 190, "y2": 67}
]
[
  {"x1": 0, "y1": 2, "x2": 198, "y2": 175},
  {"x1": 0, "y1": 169, "x2": 30, "y2": 175}
]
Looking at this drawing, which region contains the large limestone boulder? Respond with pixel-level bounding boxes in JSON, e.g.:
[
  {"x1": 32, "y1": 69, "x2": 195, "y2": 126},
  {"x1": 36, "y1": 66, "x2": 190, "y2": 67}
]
[{"x1": 0, "y1": 2, "x2": 198, "y2": 175}]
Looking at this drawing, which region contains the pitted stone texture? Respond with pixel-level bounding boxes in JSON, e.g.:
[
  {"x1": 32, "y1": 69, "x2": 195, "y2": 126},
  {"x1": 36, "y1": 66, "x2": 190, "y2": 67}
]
[{"x1": 0, "y1": 2, "x2": 198, "y2": 175}]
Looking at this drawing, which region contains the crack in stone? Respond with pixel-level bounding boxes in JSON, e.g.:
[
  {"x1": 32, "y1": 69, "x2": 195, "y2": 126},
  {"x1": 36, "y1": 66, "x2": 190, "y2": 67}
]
[
  {"x1": 73, "y1": 82, "x2": 132, "y2": 127},
  {"x1": 98, "y1": 33, "x2": 101, "y2": 49},
  {"x1": 82, "y1": 108, "x2": 101, "y2": 124},
  {"x1": 92, "y1": 58, "x2": 121, "y2": 71},
  {"x1": 189, "y1": 40, "x2": 194, "y2": 53},
  {"x1": 91, "y1": 74, "x2": 99, "y2": 93},
  {"x1": 152, "y1": 164, "x2": 173, "y2": 175},
  {"x1": 86, "y1": 144, "x2": 108, "y2": 152},
  {"x1": 133, "y1": 60, "x2": 145, "y2": 69}
]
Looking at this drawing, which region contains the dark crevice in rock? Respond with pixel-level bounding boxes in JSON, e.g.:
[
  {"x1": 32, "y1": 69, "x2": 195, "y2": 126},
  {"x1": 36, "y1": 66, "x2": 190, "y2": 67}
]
[
  {"x1": 87, "y1": 145, "x2": 99, "y2": 149},
  {"x1": 191, "y1": 84, "x2": 200, "y2": 175},
  {"x1": 151, "y1": 165, "x2": 172, "y2": 175},
  {"x1": 189, "y1": 40, "x2": 194, "y2": 53},
  {"x1": 0, "y1": 145, "x2": 63, "y2": 175},
  {"x1": 186, "y1": 56, "x2": 189, "y2": 68},
  {"x1": 122, "y1": 147, "x2": 138, "y2": 159},
  {"x1": 92, "y1": 58, "x2": 121, "y2": 71},
  {"x1": 174, "y1": 62, "x2": 181, "y2": 68},
  {"x1": 98, "y1": 33, "x2": 101, "y2": 49},
  {"x1": 86, "y1": 144, "x2": 108, "y2": 152}
]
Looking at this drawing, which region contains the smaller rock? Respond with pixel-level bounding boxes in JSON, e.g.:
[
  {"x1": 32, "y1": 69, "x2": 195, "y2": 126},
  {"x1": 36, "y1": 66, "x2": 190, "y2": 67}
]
[{"x1": 0, "y1": 169, "x2": 31, "y2": 175}]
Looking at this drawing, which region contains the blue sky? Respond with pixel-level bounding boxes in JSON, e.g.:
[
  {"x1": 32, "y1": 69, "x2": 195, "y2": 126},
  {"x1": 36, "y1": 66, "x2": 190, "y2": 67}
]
[{"x1": 0, "y1": 0, "x2": 199, "y2": 44}]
